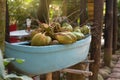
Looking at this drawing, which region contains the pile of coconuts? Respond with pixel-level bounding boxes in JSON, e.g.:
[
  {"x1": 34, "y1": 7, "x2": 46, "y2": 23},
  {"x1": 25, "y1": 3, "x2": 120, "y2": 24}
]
[{"x1": 30, "y1": 22, "x2": 90, "y2": 46}]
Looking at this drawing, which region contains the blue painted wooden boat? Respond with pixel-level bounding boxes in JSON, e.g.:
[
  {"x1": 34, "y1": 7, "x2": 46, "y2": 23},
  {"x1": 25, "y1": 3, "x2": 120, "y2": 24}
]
[{"x1": 5, "y1": 35, "x2": 91, "y2": 75}]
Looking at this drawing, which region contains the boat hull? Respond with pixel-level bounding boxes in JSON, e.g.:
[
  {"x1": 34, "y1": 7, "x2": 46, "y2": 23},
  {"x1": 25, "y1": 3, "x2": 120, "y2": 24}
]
[{"x1": 5, "y1": 35, "x2": 91, "y2": 75}]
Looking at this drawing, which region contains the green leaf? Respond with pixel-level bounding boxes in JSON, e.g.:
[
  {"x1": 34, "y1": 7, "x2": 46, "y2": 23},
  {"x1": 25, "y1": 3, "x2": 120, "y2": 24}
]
[
  {"x1": 15, "y1": 59, "x2": 25, "y2": 64},
  {"x1": 4, "y1": 61, "x2": 9, "y2": 66},
  {"x1": 3, "y1": 58, "x2": 15, "y2": 66}
]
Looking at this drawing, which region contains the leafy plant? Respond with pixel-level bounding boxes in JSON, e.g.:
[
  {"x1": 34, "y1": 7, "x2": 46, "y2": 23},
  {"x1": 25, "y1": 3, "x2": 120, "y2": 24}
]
[{"x1": 0, "y1": 49, "x2": 32, "y2": 80}]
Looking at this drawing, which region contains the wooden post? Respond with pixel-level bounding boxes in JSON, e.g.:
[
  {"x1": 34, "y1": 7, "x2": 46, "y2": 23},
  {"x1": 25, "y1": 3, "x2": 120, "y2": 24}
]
[
  {"x1": 104, "y1": 0, "x2": 113, "y2": 67},
  {"x1": 89, "y1": 0, "x2": 104, "y2": 80},
  {"x1": 46, "y1": 73, "x2": 52, "y2": 80},
  {"x1": 0, "y1": 0, "x2": 6, "y2": 52},
  {"x1": 113, "y1": 0, "x2": 118, "y2": 54}
]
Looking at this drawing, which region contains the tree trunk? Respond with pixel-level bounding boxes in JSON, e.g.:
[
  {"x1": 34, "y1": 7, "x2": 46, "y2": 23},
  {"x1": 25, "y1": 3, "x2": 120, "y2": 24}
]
[
  {"x1": 0, "y1": 0, "x2": 6, "y2": 52},
  {"x1": 89, "y1": 0, "x2": 104, "y2": 80},
  {"x1": 37, "y1": 0, "x2": 50, "y2": 23},
  {"x1": 80, "y1": 0, "x2": 88, "y2": 25},
  {"x1": 104, "y1": 0, "x2": 113, "y2": 67},
  {"x1": 113, "y1": 0, "x2": 118, "y2": 54}
]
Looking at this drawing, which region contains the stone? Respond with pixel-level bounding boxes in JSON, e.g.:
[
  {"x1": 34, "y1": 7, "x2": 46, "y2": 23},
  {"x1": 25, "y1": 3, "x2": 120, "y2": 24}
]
[{"x1": 109, "y1": 73, "x2": 120, "y2": 78}]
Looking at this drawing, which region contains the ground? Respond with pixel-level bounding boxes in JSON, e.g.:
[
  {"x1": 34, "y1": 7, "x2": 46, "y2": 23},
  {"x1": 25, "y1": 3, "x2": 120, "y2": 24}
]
[{"x1": 98, "y1": 49, "x2": 120, "y2": 80}]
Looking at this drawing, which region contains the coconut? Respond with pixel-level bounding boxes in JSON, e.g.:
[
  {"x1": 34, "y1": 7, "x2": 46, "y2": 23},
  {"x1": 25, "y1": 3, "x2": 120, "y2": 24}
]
[
  {"x1": 62, "y1": 23, "x2": 73, "y2": 31},
  {"x1": 55, "y1": 32, "x2": 76, "y2": 44},
  {"x1": 72, "y1": 32, "x2": 85, "y2": 40},
  {"x1": 74, "y1": 26, "x2": 81, "y2": 32},
  {"x1": 62, "y1": 32, "x2": 77, "y2": 42},
  {"x1": 80, "y1": 25, "x2": 90, "y2": 35},
  {"x1": 31, "y1": 33, "x2": 51, "y2": 46}
]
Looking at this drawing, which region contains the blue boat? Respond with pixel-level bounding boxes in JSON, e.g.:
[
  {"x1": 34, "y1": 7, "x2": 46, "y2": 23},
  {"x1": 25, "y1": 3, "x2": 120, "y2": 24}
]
[{"x1": 5, "y1": 35, "x2": 91, "y2": 75}]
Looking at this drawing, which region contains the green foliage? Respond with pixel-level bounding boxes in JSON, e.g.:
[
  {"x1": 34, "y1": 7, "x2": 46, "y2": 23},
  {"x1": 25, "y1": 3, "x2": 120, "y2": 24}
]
[
  {"x1": 7, "y1": 0, "x2": 84, "y2": 29},
  {"x1": 118, "y1": 0, "x2": 120, "y2": 12},
  {"x1": 8, "y1": 0, "x2": 39, "y2": 28},
  {"x1": 8, "y1": 0, "x2": 64, "y2": 29}
]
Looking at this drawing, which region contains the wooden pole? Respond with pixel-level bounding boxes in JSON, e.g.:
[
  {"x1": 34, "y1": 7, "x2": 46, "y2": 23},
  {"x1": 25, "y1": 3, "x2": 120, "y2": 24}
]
[
  {"x1": 89, "y1": 0, "x2": 104, "y2": 80},
  {"x1": 104, "y1": 0, "x2": 113, "y2": 67},
  {"x1": 46, "y1": 73, "x2": 52, "y2": 80},
  {"x1": 113, "y1": 0, "x2": 118, "y2": 54}
]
